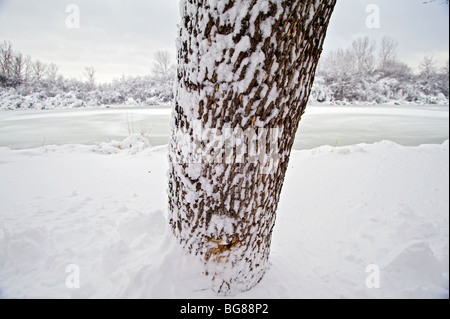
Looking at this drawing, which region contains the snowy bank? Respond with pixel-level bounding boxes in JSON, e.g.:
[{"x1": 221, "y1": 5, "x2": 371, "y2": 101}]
[
  {"x1": 0, "y1": 140, "x2": 448, "y2": 298},
  {"x1": 0, "y1": 75, "x2": 174, "y2": 111},
  {"x1": 1, "y1": 73, "x2": 448, "y2": 111}
]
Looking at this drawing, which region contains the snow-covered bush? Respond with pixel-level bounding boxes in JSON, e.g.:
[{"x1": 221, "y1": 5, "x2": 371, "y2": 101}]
[
  {"x1": 0, "y1": 75, "x2": 175, "y2": 110},
  {"x1": 94, "y1": 133, "x2": 152, "y2": 155}
]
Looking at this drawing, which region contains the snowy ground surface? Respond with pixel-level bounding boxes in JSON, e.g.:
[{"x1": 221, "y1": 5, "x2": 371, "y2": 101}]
[{"x1": 0, "y1": 106, "x2": 448, "y2": 299}]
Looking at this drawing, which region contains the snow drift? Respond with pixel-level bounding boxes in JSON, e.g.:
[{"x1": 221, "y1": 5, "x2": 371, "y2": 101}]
[{"x1": 0, "y1": 138, "x2": 448, "y2": 298}]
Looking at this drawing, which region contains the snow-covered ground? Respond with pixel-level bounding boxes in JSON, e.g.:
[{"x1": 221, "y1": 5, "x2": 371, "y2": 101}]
[{"x1": 0, "y1": 106, "x2": 448, "y2": 299}]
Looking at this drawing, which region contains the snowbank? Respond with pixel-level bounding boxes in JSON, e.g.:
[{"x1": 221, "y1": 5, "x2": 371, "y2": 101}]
[
  {"x1": 93, "y1": 134, "x2": 152, "y2": 155},
  {"x1": 310, "y1": 76, "x2": 449, "y2": 106},
  {"x1": 1, "y1": 73, "x2": 448, "y2": 111},
  {"x1": 0, "y1": 140, "x2": 448, "y2": 298}
]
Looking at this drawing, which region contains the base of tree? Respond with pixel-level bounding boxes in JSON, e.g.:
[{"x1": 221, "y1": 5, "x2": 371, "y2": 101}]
[{"x1": 171, "y1": 230, "x2": 272, "y2": 295}]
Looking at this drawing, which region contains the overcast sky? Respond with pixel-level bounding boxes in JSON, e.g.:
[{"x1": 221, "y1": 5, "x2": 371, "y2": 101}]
[{"x1": 0, "y1": 0, "x2": 448, "y2": 83}]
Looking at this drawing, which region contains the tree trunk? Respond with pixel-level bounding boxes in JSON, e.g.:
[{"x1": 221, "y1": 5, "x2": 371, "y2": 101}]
[{"x1": 168, "y1": 0, "x2": 336, "y2": 295}]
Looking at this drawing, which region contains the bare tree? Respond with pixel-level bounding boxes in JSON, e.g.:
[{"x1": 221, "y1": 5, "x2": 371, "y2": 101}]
[
  {"x1": 24, "y1": 55, "x2": 33, "y2": 83},
  {"x1": 84, "y1": 66, "x2": 96, "y2": 86},
  {"x1": 419, "y1": 55, "x2": 436, "y2": 80},
  {"x1": 0, "y1": 42, "x2": 26, "y2": 84},
  {"x1": 47, "y1": 63, "x2": 59, "y2": 83},
  {"x1": 0, "y1": 41, "x2": 14, "y2": 77},
  {"x1": 32, "y1": 60, "x2": 47, "y2": 82},
  {"x1": 11, "y1": 53, "x2": 24, "y2": 81},
  {"x1": 152, "y1": 50, "x2": 174, "y2": 80},
  {"x1": 321, "y1": 48, "x2": 356, "y2": 78},
  {"x1": 320, "y1": 48, "x2": 357, "y2": 100},
  {"x1": 438, "y1": 60, "x2": 450, "y2": 97},
  {"x1": 379, "y1": 36, "x2": 399, "y2": 68},
  {"x1": 169, "y1": 0, "x2": 336, "y2": 295},
  {"x1": 351, "y1": 36, "x2": 376, "y2": 74},
  {"x1": 443, "y1": 60, "x2": 449, "y2": 78}
]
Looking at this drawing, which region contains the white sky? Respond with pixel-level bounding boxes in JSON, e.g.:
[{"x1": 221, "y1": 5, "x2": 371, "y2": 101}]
[{"x1": 0, "y1": 0, "x2": 448, "y2": 83}]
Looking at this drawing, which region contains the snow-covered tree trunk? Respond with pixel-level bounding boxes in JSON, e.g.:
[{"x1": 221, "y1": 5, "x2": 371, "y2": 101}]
[{"x1": 168, "y1": 0, "x2": 336, "y2": 295}]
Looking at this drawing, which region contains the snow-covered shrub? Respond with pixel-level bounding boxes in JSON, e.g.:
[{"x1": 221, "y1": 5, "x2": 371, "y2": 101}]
[{"x1": 94, "y1": 133, "x2": 152, "y2": 155}]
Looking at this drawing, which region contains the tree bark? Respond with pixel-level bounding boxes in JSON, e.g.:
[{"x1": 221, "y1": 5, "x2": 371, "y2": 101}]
[{"x1": 168, "y1": 0, "x2": 336, "y2": 295}]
